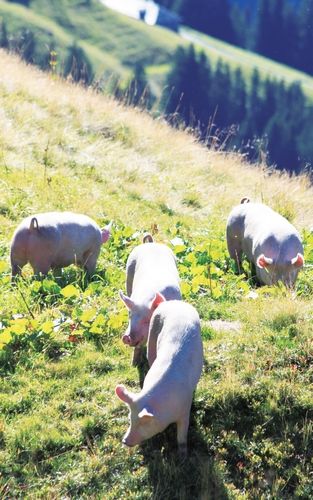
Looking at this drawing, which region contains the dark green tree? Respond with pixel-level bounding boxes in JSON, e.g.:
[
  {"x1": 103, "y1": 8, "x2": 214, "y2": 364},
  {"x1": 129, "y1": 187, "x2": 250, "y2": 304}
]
[
  {"x1": 162, "y1": 45, "x2": 211, "y2": 134},
  {"x1": 254, "y1": 0, "x2": 273, "y2": 57},
  {"x1": 0, "y1": 20, "x2": 9, "y2": 49},
  {"x1": 209, "y1": 60, "x2": 232, "y2": 129},
  {"x1": 125, "y1": 63, "x2": 154, "y2": 109},
  {"x1": 63, "y1": 42, "x2": 93, "y2": 85},
  {"x1": 228, "y1": 68, "x2": 247, "y2": 125},
  {"x1": 296, "y1": 107, "x2": 313, "y2": 173},
  {"x1": 11, "y1": 28, "x2": 36, "y2": 63},
  {"x1": 298, "y1": 0, "x2": 313, "y2": 74},
  {"x1": 7, "y1": 0, "x2": 30, "y2": 5},
  {"x1": 179, "y1": 0, "x2": 236, "y2": 44},
  {"x1": 241, "y1": 69, "x2": 264, "y2": 138}
]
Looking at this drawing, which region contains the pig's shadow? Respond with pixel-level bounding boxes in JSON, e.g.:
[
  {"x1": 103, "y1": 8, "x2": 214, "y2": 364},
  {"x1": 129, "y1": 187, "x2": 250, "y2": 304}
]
[
  {"x1": 140, "y1": 402, "x2": 228, "y2": 500},
  {"x1": 136, "y1": 351, "x2": 149, "y2": 388}
]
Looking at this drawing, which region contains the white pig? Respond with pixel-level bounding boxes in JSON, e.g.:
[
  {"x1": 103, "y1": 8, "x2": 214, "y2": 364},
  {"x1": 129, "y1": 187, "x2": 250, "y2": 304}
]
[
  {"x1": 120, "y1": 234, "x2": 181, "y2": 365},
  {"x1": 226, "y1": 199, "x2": 304, "y2": 286},
  {"x1": 115, "y1": 299, "x2": 203, "y2": 455},
  {"x1": 10, "y1": 211, "x2": 111, "y2": 277}
]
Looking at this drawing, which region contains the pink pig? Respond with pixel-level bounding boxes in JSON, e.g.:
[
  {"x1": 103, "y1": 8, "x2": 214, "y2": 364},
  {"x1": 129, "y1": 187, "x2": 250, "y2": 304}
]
[
  {"x1": 119, "y1": 234, "x2": 181, "y2": 365},
  {"x1": 116, "y1": 299, "x2": 203, "y2": 456},
  {"x1": 10, "y1": 211, "x2": 111, "y2": 277},
  {"x1": 226, "y1": 199, "x2": 304, "y2": 286}
]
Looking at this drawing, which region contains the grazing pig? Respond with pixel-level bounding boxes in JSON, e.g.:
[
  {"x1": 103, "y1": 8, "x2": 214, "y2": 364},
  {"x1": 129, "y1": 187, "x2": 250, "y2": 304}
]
[
  {"x1": 10, "y1": 211, "x2": 111, "y2": 277},
  {"x1": 226, "y1": 199, "x2": 304, "y2": 286},
  {"x1": 119, "y1": 234, "x2": 181, "y2": 365},
  {"x1": 116, "y1": 299, "x2": 203, "y2": 455}
]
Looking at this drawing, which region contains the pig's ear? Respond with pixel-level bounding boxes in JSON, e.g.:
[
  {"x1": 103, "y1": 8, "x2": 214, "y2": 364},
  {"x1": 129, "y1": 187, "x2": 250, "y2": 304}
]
[
  {"x1": 101, "y1": 221, "x2": 112, "y2": 244},
  {"x1": 115, "y1": 384, "x2": 134, "y2": 405},
  {"x1": 256, "y1": 254, "x2": 273, "y2": 269},
  {"x1": 138, "y1": 408, "x2": 154, "y2": 420},
  {"x1": 149, "y1": 292, "x2": 165, "y2": 312},
  {"x1": 119, "y1": 290, "x2": 134, "y2": 310},
  {"x1": 291, "y1": 253, "x2": 304, "y2": 267}
]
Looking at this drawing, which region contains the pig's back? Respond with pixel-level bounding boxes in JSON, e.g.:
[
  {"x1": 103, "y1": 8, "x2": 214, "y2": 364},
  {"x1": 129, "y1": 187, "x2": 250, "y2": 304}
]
[
  {"x1": 29, "y1": 212, "x2": 101, "y2": 264},
  {"x1": 129, "y1": 243, "x2": 181, "y2": 300},
  {"x1": 150, "y1": 301, "x2": 203, "y2": 387},
  {"x1": 52, "y1": 212, "x2": 101, "y2": 263},
  {"x1": 244, "y1": 204, "x2": 301, "y2": 244}
]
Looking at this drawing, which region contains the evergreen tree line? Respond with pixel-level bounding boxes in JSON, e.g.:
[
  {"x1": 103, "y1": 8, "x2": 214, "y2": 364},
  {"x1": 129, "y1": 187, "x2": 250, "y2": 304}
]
[
  {"x1": 160, "y1": 45, "x2": 313, "y2": 175},
  {"x1": 0, "y1": 20, "x2": 93, "y2": 84},
  {"x1": 156, "y1": 0, "x2": 313, "y2": 76}
]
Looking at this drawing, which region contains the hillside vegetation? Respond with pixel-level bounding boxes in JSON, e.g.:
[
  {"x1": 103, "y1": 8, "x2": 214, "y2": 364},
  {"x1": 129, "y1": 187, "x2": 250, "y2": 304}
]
[
  {"x1": 2, "y1": 0, "x2": 313, "y2": 99},
  {"x1": 0, "y1": 52, "x2": 312, "y2": 499}
]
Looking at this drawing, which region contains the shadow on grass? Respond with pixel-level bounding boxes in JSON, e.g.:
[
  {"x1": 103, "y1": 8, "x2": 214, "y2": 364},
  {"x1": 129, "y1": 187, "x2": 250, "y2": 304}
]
[
  {"x1": 140, "y1": 405, "x2": 228, "y2": 500},
  {"x1": 136, "y1": 347, "x2": 150, "y2": 389}
]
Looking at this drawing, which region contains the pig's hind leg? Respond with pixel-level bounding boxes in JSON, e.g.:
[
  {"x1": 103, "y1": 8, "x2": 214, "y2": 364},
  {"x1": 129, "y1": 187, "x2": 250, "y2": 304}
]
[
  {"x1": 226, "y1": 232, "x2": 243, "y2": 274},
  {"x1": 10, "y1": 248, "x2": 27, "y2": 279},
  {"x1": 176, "y1": 412, "x2": 190, "y2": 458},
  {"x1": 11, "y1": 261, "x2": 24, "y2": 279}
]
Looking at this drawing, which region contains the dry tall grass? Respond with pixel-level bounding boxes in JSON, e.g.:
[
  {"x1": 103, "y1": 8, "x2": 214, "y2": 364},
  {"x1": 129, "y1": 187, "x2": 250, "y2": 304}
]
[{"x1": 1, "y1": 49, "x2": 312, "y2": 234}]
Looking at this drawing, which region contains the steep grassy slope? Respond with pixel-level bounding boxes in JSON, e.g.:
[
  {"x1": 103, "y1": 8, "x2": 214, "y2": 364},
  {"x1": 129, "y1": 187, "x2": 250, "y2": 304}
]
[
  {"x1": 0, "y1": 52, "x2": 312, "y2": 499},
  {"x1": 0, "y1": 0, "x2": 179, "y2": 86}
]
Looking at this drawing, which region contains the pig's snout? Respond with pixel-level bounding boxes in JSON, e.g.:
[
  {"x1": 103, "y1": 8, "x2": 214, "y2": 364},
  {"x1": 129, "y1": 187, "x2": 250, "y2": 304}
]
[
  {"x1": 122, "y1": 432, "x2": 140, "y2": 447},
  {"x1": 122, "y1": 333, "x2": 132, "y2": 345}
]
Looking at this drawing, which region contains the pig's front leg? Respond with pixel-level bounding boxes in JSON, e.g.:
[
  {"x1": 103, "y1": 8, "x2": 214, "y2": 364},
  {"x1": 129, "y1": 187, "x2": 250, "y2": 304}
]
[
  {"x1": 132, "y1": 345, "x2": 145, "y2": 367},
  {"x1": 32, "y1": 258, "x2": 52, "y2": 276}
]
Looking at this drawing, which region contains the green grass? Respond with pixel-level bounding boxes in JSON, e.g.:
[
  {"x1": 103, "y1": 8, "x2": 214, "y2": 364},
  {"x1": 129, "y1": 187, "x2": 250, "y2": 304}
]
[{"x1": 0, "y1": 52, "x2": 312, "y2": 498}]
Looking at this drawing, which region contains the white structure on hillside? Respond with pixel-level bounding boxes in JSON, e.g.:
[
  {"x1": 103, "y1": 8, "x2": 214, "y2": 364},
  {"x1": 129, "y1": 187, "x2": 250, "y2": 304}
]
[{"x1": 101, "y1": 0, "x2": 180, "y2": 31}]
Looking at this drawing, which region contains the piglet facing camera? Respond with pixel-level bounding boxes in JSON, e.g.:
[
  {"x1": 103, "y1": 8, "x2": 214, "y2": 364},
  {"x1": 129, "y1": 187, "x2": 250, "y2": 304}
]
[
  {"x1": 116, "y1": 300, "x2": 203, "y2": 456},
  {"x1": 120, "y1": 234, "x2": 181, "y2": 366}
]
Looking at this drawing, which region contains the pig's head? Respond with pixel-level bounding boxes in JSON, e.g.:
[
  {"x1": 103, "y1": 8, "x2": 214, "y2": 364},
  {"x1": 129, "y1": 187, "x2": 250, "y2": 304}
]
[
  {"x1": 119, "y1": 291, "x2": 165, "y2": 347},
  {"x1": 256, "y1": 252, "x2": 304, "y2": 286},
  {"x1": 115, "y1": 384, "x2": 165, "y2": 447}
]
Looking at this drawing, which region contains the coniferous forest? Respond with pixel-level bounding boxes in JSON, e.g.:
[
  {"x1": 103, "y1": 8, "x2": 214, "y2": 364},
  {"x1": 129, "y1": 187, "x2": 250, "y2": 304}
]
[
  {"x1": 161, "y1": 45, "x2": 312, "y2": 175},
  {"x1": 157, "y1": 0, "x2": 312, "y2": 75}
]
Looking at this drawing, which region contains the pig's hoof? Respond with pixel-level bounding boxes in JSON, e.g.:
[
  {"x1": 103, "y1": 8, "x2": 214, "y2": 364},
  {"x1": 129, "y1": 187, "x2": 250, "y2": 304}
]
[{"x1": 178, "y1": 443, "x2": 188, "y2": 459}]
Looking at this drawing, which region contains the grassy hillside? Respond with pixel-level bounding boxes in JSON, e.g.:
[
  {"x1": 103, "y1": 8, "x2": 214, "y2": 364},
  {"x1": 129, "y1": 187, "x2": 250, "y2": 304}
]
[
  {"x1": 2, "y1": 0, "x2": 313, "y2": 100},
  {"x1": 0, "y1": 0, "x2": 179, "y2": 88},
  {"x1": 0, "y1": 51, "x2": 312, "y2": 499}
]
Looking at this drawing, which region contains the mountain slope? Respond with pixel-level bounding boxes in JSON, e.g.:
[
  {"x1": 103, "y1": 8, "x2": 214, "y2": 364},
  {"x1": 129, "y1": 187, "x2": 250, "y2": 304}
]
[
  {"x1": 2, "y1": 0, "x2": 313, "y2": 101},
  {"x1": 0, "y1": 52, "x2": 312, "y2": 499}
]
